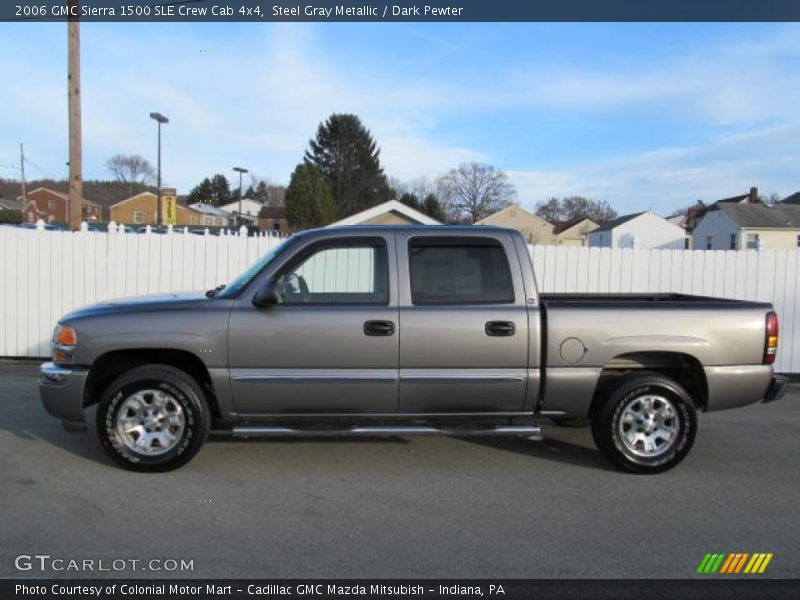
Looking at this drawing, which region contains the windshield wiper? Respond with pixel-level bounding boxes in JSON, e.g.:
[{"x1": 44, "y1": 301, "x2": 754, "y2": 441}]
[{"x1": 205, "y1": 284, "x2": 226, "y2": 298}]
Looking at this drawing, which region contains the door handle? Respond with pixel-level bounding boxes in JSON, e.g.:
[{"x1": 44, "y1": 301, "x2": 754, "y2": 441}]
[
  {"x1": 485, "y1": 321, "x2": 516, "y2": 337},
  {"x1": 364, "y1": 320, "x2": 395, "y2": 336}
]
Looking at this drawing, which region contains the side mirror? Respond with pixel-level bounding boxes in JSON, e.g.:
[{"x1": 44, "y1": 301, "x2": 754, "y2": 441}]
[{"x1": 252, "y1": 278, "x2": 279, "y2": 307}]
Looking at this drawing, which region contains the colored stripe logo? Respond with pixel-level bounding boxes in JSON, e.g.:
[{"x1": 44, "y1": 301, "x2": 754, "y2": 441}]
[{"x1": 697, "y1": 553, "x2": 773, "y2": 574}]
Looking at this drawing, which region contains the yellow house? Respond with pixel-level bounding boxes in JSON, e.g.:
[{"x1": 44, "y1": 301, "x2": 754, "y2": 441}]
[
  {"x1": 110, "y1": 192, "x2": 213, "y2": 227},
  {"x1": 552, "y1": 217, "x2": 599, "y2": 246},
  {"x1": 475, "y1": 205, "x2": 556, "y2": 245},
  {"x1": 175, "y1": 204, "x2": 206, "y2": 226},
  {"x1": 110, "y1": 192, "x2": 159, "y2": 225}
]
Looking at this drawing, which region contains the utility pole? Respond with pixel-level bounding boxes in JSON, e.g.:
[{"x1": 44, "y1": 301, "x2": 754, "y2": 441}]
[
  {"x1": 67, "y1": 0, "x2": 83, "y2": 231},
  {"x1": 19, "y1": 143, "x2": 27, "y2": 205}
]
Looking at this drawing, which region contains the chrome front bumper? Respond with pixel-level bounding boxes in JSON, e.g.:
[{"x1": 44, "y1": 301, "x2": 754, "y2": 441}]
[{"x1": 39, "y1": 362, "x2": 89, "y2": 424}]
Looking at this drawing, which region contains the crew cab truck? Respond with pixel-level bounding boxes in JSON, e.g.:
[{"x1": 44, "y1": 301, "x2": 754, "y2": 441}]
[{"x1": 39, "y1": 225, "x2": 788, "y2": 473}]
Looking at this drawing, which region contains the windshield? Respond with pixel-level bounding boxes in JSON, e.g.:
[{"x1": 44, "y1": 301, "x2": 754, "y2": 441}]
[{"x1": 217, "y1": 238, "x2": 291, "y2": 298}]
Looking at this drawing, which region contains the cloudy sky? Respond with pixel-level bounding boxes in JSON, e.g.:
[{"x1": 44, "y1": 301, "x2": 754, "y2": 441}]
[{"x1": 1, "y1": 21, "x2": 798, "y2": 214}]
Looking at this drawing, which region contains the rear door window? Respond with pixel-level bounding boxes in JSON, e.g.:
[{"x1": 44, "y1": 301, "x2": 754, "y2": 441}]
[{"x1": 409, "y1": 237, "x2": 514, "y2": 304}]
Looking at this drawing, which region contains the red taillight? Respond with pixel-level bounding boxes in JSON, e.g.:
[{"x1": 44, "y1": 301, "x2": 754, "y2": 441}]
[{"x1": 764, "y1": 312, "x2": 778, "y2": 364}]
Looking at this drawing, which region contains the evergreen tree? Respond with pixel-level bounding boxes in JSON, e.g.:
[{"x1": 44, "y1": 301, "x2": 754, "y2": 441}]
[
  {"x1": 254, "y1": 181, "x2": 269, "y2": 202},
  {"x1": 186, "y1": 174, "x2": 234, "y2": 206},
  {"x1": 304, "y1": 113, "x2": 390, "y2": 218},
  {"x1": 186, "y1": 178, "x2": 214, "y2": 204},
  {"x1": 399, "y1": 192, "x2": 422, "y2": 212},
  {"x1": 284, "y1": 163, "x2": 336, "y2": 229},
  {"x1": 422, "y1": 193, "x2": 446, "y2": 222},
  {"x1": 209, "y1": 174, "x2": 233, "y2": 206}
]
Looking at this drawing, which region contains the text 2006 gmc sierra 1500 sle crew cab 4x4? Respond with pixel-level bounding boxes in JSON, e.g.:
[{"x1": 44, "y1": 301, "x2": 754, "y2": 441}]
[{"x1": 39, "y1": 225, "x2": 788, "y2": 473}]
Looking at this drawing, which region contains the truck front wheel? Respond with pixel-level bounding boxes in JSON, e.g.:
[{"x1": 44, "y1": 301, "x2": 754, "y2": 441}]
[
  {"x1": 96, "y1": 365, "x2": 210, "y2": 472},
  {"x1": 591, "y1": 373, "x2": 697, "y2": 474}
]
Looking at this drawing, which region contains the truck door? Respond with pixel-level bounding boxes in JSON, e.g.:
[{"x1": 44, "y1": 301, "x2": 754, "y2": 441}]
[
  {"x1": 397, "y1": 232, "x2": 530, "y2": 414},
  {"x1": 228, "y1": 234, "x2": 399, "y2": 415}
]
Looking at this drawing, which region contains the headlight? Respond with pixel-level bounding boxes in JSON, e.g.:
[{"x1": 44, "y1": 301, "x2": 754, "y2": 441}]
[{"x1": 52, "y1": 325, "x2": 77, "y2": 363}]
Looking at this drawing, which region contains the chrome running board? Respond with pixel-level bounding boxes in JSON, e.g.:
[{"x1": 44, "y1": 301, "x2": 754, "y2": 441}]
[{"x1": 231, "y1": 425, "x2": 542, "y2": 440}]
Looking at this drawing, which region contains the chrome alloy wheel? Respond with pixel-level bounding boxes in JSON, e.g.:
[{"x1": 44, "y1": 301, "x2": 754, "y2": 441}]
[
  {"x1": 115, "y1": 389, "x2": 185, "y2": 456},
  {"x1": 617, "y1": 394, "x2": 679, "y2": 458}
]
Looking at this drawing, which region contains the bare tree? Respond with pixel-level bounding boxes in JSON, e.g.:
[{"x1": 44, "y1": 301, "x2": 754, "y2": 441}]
[
  {"x1": 759, "y1": 192, "x2": 782, "y2": 206},
  {"x1": 106, "y1": 154, "x2": 155, "y2": 196},
  {"x1": 436, "y1": 162, "x2": 516, "y2": 223},
  {"x1": 534, "y1": 196, "x2": 617, "y2": 223}
]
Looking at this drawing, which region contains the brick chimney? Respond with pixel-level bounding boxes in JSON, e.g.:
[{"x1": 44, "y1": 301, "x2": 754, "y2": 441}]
[{"x1": 749, "y1": 186, "x2": 759, "y2": 203}]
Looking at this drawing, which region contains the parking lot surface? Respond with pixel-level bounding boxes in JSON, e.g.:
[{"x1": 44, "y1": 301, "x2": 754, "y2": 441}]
[{"x1": 1, "y1": 361, "x2": 798, "y2": 579}]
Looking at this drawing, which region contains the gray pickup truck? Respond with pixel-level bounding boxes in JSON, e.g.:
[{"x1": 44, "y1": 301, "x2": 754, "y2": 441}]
[{"x1": 39, "y1": 225, "x2": 787, "y2": 473}]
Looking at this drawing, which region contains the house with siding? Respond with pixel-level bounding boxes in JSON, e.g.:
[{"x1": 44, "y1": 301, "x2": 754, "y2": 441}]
[
  {"x1": 20, "y1": 187, "x2": 101, "y2": 224},
  {"x1": 588, "y1": 211, "x2": 685, "y2": 249},
  {"x1": 219, "y1": 198, "x2": 264, "y2": 224},
  {"x1": 187, "y1": 202, "x2": 231, "y2": 227},
  {"x1": 110, "y1": 192, "x2": 224, "y2": 227},
  {"x1": 551, "y1": 217, "x2": 598, "y2": 246},
  {"x1": 257, "y1": 205, "x2": 292, "y2": 233},
  {"x1": 474, "y1": 204, "x2": 556, "y2": 244},
  {"x1": 110, "y1": 192, "x2": 160, "y2": 225},
  {"x1": 328, "y1": 199, "x2": 441, "y2": 226},
  {"x1": 692, "y1": 203, "x2": 800, "y2": 250}
]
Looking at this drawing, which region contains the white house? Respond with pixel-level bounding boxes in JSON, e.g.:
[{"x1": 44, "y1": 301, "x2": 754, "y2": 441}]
[
  {"x1": 588, "y1": 211, "x2": 685, "y2": 249},
  {"x1": 692, "y1": 203, "x2": 800, "y2": 250},
  {"x1": 219, "y1": 198, "x2": 263, "y2": 223},
  {"x1": 187, "y1": 202, "x2": 232, "y2": 227}
]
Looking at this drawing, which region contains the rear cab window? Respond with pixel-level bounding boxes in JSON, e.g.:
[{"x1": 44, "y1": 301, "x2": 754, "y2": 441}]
[{"x1": 408, "y1": 237, "x2": 514, "y2": 304}]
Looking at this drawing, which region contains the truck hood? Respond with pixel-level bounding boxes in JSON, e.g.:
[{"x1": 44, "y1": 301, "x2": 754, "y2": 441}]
[{"x1": 62, "y1": 292, "x2": 209, "y2": 320}]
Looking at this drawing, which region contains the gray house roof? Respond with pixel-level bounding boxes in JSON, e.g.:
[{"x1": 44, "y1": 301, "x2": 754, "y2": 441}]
[
  {"x1": 715, "y1": 203, "x2": 800, "y2": 228},
  {"x1": 188, "y1": 202, "x2": 230, "y2": 217},
  {"x1": 593, "y1": 212, "x2": 646, "y2": 233},
  {"x1": 0, "y1": 198, "x2": 24, "y2": 211},
  {"x1": 780, "y1": 192, "x2": 800, "y2": 205}
]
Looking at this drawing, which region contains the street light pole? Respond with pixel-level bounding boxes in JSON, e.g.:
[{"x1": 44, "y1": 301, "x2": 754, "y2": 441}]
[
  {"x1": 149, "y1": 112, "x2": 169, "y2": 226},
  {"x1": 233, "y1": 166, "x2": 248, "y2": 228}
]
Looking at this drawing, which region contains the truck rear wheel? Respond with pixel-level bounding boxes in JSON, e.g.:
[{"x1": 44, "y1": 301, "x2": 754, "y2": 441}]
[
  {"x1": 96, "y1": 364, "x2": 210, "y2": 472},
  {"x1": 591, "y1": 373, "x2": 697, "y2": 474}
]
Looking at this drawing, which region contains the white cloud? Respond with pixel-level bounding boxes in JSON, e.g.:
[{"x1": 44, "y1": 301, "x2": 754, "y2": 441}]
[{"x1": 509, "y1": 121, "x2": 800, "y2": 213}]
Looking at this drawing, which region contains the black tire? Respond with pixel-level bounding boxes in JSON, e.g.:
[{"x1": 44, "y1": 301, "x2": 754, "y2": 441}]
[
  {"x1": 96, "y1": 364, "x2": 210, "y2": 472},
  {"x1": 549, "y1": 417, "x2": 589, "y2": 428},
  {"x1": 591, "y1": 372, "x2": 697, "y2": 474}
]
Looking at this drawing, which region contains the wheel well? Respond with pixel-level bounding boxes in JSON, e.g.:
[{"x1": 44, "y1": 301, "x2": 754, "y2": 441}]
[
  {"x1": 590, "y1": 351, "x2": 708, "y2": 415},
  {"x1": 83, "y1": 349, "x2": 221, "y2": 419}
]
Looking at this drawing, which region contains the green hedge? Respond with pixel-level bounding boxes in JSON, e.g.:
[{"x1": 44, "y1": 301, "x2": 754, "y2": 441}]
[{"x1": 0, "y1": 208, "x2": 22, "y2": 224}]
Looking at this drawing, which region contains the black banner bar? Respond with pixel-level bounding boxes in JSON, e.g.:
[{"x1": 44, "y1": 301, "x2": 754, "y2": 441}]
[
  {"x1": 4, "y1": 0, "x2": 800, "y2": 23},
  {"x1": 4, "y1": 580, "x2": 800, "y2": 600}
]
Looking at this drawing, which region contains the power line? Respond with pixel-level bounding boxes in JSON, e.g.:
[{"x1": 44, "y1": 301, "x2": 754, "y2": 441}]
[{"x1": 24, "y1": 156, "x2": 55, "y2": 179}]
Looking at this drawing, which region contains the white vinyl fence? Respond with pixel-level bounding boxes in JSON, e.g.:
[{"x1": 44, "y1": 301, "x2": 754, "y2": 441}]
[
  {"x1": 0, "y1": 225, "x2": 286, "y2": 358},
  {"x1": 1, "y1": 226, "x2": 798, "y2": 373}
]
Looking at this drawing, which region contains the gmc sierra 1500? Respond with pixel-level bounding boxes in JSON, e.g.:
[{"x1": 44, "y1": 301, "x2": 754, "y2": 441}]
[{"x1": 39, "y1": 225, "x2": 788, "y2": 472}]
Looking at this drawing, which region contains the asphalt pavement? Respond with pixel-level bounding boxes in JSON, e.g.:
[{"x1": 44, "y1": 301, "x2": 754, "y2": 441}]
[{"x1": 1, "y1": 361, "x2": 798, "y2": 579}]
